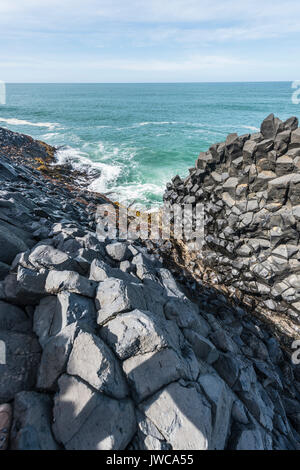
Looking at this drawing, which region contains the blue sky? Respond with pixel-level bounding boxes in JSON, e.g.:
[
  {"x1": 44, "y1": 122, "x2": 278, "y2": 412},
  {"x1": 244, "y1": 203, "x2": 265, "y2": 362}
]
[{"x1": 1, "y1": 0, "x2": 300, "y2": 82}]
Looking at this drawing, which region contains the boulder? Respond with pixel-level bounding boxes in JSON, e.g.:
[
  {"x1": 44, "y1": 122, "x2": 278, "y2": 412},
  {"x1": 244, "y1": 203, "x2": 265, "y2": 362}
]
[
  {"x1": 123, "y1": 349, "x2": 187, "y2": 402},
  {"x1": 52, "y1": 375, "x2": 136, "y2": 450},
  {"x1": 140, "y1": 382, "x2": 212, "y2": 450},
  {"x1": 229, "y1": 424, "x2": 265, "y2": 450},
  {"x1": 11, "y1": 392, "x2": 59, "y2": 450},
  {"x1": 0, "y1": 331, "x2": 41, "y2": 402},
  {"x1": 33, "y1": 296, "x2": 57, "y2": 348},
  {"x1": 36, "y1": 323, "x2": 77, "y2": 391},
  {"x1": 199, "y1": 374, "x2": 233, "y2": 450},
  {"x1": 0, "y1": 300, "x2": 31, "y2": 333},
  {"x1": 0, "y1": 224, "x2": 30, "y2": 265},
  {"x1": 105, "y1": 242, "x2": 131, "y2": 262},
  {"x1": 50, "y1": 291, "x2": 96, "y2": 336},
  {"x1": 67, "y1": 331, "x2": 128, "y2": 399},
  {"x1": 290, "y1": 128, "x2": 300, "y2": 148},
  {"x1": 95, "y1": 278, "x2": 147, "y2": 325},
  {"x1": 28, "y1": 244, "x2": 83, "y2": 273},
  {"x1": 45, "y1": 270, "x2": 97, "y2": 298},
  {"x1": 100, "y1": 309, "x2": 170, "y2": 360},
  {"x1": 284, "y1": 116, "x2": 298, "y2": 131},
  {"x1": 260, "y1": 114, "x2": 282, "y2": 139},
  {"x1": 89, "y1": 258, "x2": 136, "y2": 283},
  {"x1": 11, "y1": 266, "x2": 48, "y2": 305},
  {"x1": 0, "y1": 261, "x2": 9, "y2": 281}
]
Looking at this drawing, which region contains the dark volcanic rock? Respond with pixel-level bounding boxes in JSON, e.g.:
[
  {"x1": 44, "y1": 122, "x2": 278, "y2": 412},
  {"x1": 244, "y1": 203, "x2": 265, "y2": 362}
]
[{"x1": 0, "y1": 125, "x2": 299, "y2": 451}]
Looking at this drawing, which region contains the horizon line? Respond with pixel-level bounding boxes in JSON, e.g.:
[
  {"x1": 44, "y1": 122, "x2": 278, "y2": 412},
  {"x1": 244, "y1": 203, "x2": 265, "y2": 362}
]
[{"x1": 5, "y1": 80, "x2": 294, "y2": 85}]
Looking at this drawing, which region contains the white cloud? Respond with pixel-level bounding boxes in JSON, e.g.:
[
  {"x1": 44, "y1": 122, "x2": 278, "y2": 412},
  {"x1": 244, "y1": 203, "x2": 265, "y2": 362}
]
[
  {"x1": 0, "y1": 0, "x2": 300, "y2": 27},
  {"x1": 0, "y1": 0, "x2": 299, "y2": 81}
]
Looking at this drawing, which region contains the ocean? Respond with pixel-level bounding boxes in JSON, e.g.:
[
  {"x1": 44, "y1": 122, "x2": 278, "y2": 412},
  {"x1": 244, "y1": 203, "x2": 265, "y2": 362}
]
[{"x1": 0, "y1": 82, "x2": 299, "y2": 208}]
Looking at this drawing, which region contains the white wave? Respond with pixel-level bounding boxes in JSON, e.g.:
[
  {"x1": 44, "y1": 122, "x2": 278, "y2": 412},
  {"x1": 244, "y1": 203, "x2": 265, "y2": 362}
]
[
  {"x1": 240, "y1": 125, "x2": 259, "y2": 132},
  {"x1": 0, "y1": 117, "x2": 60, "y2": 130},
  {"x1": 137, "y1": 121, "x2": 172, "y2": 126},
  {"x1": 90, "y1": 180, "x2": 164, "y2": 209},
  {"x1": 41, "y1": 132, "x2": 60, "y2": 140},
  {"x1": 88, "y1": 164, "x2": 121, "y2": 193},
  {"x1": 54, "y1": 146, "x2": 122, "y2": 193}
]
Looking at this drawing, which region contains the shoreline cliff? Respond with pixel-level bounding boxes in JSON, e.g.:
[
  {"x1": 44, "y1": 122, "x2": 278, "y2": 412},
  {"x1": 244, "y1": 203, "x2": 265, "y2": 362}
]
[{"x1": 0, "y1": 121, "x2": 299, "y2": 450}]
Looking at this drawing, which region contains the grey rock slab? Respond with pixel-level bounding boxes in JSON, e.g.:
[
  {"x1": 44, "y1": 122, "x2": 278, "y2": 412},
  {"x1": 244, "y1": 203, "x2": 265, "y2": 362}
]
[
  {"x1": 260, "y1": 113, "x2": 281, "y2": 139},
  {"x1": 230, "y1": 424, "x2": 265, "y2": 450},
  {"x1": 99, "y1": 309, "x2": 170, "y2": 360},
  {"x1": 0, "y1": 223, "x2": 30, "y2": 265},
  {"x1": 141, "y1": 279, "x2": 166, "y2": 317},
  {"x1": 52, "y1": 374, "x2": 136, "y2": 450},
  {"x1": 28, "y1": 244, "x2": 83, "y2": 273},
  {"x1": 210, "y1": 330, "x2": 239, "y2": 354},
  {"x1": 89, "y1": 258, "x2": 137, "y2": 284},
  {"x1": 284, "y1": 116, "x2": 298, "y2": 131},
  {"x1": 33, "y1": 296, "x2": 57, "y2": 348},
  {"x1": 132, "y1": 253, "x2": 159, "y2": 281},
  {"x1": 105, "y1": 242, "x2": 131, "y2": 262},
  {"x1": 135, "y1": 412, "x2": 170, "y2": 450},
  {"x1": 123, "y1": 348, "x2": 187, "y2": 403},
  {"x1": 0, "y1": 330, "x2": 41, "y2": 402},
  {"x1": 158, "y1": 268, "x2": 185, "y2": 298},
  {"x1": 50, "y1": 291, "x2": 96, "y2": 336},
  {"x1": 290, "y1": 127, "x2": 300, "y2": 148},
  {"x1": 184, "y1": 329, "x2": 219, "y2": 364},
  {"x1": 0, "y1": 261, "x2": 10, "y2": 281},
  {"x1": 231, "y1": 400, "x2": 249, "y2": 425},
  {"x1": 0, "y1": 300, "x2": 31, "y2": 333},
  {"x1": 11, "y1": 391, "x2": 59, "y2": 450},
  {"x1": 213, "y1": 353, "x2": 240, "y2": 388},
  {"x1": 14, "y1": 266, "x2": 48, "y2": 305},
  {"x1": 67, "y1": 331, "x2": 128, "y2": 399},
  {"x1": 37, "y1": 323, "x2": 77, "y2": 391},
  {"x1": 238, "y1": 382, "x2": 274, "y2": 432},
  {"x1": 96, "y1": 278, "x2": 147, "y2": 325},
  {"x1": 45, "y1": 270, "x2": 97, "y2": 298},
  {"x1": 164, "y1": 297, "x2": 206, "y2": 335},
  {"x1": 199, "y1": 373, "x2": 233, "y2": 450},
  {"x1": 140, "y1": 381, "x2": 212, "y2": 450}
]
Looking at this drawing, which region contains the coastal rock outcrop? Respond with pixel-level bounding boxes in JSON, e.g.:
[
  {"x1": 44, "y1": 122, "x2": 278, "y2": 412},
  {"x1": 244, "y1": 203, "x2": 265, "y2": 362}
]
[
  {"x1": 0, "y1": 124, "x2": 299, "y2": 450},
  {"x1": 164, "y1": 114, "x2": 300, "y2": 337}
]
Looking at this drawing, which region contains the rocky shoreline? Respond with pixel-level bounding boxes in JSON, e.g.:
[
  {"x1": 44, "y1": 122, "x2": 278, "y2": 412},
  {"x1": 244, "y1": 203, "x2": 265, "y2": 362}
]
[
  {"x1": 0, "y1": 123, "x2": 299, "y2": 450},
  {"x1": 163, "y1": 115, "x2": 300, "y2": 348}
]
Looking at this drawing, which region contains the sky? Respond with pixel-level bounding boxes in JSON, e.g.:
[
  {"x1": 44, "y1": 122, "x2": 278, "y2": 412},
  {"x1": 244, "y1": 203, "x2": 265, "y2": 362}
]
[{"x1": 0, "y1": 0, "x2": 300, "y2": 82}]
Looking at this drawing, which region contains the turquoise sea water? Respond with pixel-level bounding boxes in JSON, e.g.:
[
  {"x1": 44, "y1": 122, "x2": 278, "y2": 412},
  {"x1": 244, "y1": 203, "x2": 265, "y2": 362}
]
[{"x1": 0, "y1": 82, "x2": 299, "y2": 208}]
